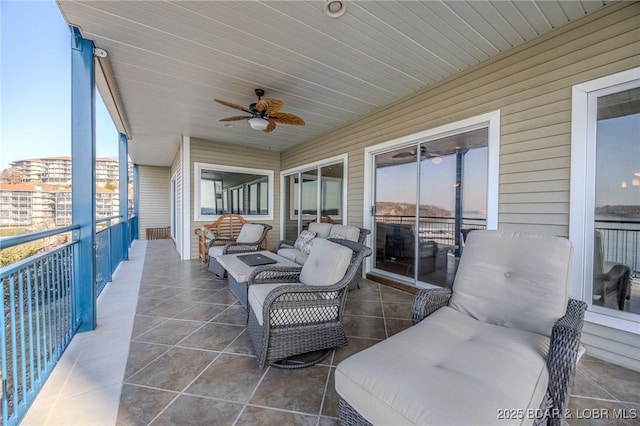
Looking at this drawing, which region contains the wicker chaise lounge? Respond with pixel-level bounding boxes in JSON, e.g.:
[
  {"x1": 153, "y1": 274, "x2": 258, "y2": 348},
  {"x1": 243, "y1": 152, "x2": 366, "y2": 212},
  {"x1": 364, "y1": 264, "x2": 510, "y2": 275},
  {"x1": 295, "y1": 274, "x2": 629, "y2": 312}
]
[
  {"x1": 336, "y1": 230, "x2": 587, "y2": 426},
  {"x1": 246, "y1": 238, "x2": 372, "y2": 369}
]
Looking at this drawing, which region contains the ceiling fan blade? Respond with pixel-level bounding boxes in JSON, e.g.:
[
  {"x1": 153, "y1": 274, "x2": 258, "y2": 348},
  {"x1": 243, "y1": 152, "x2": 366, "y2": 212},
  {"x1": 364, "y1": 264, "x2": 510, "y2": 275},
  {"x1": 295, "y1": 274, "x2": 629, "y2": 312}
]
[
  {"x1": 219, "y1": 115, "x2": 251, "y2": 122},
  {"x1": 270, "y1": 112, "x2": 305, "y2": 126},
  {"x1": 264, "y1": 119, "x2": 277, "y2": 133},
  {"x1": 214, "y1": 98, "x2": 252, "y2": 114},
  {"x1": 255, "y1": 98, "x2": 283, "y2": 115}
]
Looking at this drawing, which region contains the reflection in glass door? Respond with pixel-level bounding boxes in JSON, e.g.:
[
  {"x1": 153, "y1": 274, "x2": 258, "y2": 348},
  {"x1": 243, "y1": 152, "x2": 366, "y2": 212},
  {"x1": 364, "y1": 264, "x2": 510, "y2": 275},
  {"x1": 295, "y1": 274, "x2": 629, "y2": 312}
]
[
  {"x1": 417, "y1": 130, "x2": 487, "y2": 287},
  {"x1": 373, "y1": 146, "x2": 417, "y2": 280},
  {"x1": 372, "y1": 128, "x2": 488, "y2": 287},
  {"x1": 592, "y1": 86, "x2": 640, "y2": 314}
]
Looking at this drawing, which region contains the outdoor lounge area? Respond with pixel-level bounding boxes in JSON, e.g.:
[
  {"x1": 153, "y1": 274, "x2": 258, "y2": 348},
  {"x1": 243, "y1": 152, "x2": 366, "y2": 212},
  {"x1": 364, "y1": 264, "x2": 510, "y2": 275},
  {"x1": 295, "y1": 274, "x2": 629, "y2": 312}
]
[
  {"x1": 19, "y1": 240, "x2": 640, "y2": 425},
  {"x1": 2, "y1": 1, "x2": 640, "y2": 425}
]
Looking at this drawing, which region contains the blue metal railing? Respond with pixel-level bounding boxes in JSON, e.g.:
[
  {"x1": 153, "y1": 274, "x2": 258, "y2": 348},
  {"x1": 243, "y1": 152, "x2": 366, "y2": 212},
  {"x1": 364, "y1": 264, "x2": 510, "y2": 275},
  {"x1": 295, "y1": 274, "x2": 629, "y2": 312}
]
[
  {"x1": 0, "y1": 216, "x2": 138, "y2": 425},
  {"x1": 128, "y1": 215, "x2": 138, "y2": 245},
  {"x1": 0, "y1": 226, "x2": 80, "y2": 426},
  {"x1": 95, "y1": 216, "x2": 126, "y2": 296}
]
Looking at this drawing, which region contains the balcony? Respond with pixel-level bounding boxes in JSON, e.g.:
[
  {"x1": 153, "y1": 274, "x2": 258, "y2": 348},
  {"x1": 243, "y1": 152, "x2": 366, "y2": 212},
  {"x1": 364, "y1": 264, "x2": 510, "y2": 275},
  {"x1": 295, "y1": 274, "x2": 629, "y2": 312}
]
[{"x1": 11, "y1": 240, "x2": 640, "y2": 425}]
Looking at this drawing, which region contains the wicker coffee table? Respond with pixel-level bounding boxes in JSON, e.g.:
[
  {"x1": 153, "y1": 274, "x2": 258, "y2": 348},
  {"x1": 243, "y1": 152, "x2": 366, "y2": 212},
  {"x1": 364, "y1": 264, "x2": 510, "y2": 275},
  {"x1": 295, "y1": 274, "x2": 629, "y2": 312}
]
[{"x1": 216, "y1": 251, "x2": 299, "y2": 308}]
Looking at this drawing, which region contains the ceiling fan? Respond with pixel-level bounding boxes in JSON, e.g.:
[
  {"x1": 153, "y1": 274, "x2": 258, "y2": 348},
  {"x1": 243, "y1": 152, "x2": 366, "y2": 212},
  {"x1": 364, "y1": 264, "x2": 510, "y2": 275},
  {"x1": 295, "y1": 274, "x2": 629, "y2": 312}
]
[{"x1": 214, "y1": 89, "x2": 305, "y2": 133}]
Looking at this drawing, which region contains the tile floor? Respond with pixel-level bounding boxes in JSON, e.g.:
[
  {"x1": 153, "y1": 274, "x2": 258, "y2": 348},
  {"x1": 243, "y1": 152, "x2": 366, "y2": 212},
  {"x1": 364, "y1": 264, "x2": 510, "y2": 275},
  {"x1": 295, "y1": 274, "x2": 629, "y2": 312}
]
[{"x1": 23, "y1": 240, "x2": 640, "y2": 425}]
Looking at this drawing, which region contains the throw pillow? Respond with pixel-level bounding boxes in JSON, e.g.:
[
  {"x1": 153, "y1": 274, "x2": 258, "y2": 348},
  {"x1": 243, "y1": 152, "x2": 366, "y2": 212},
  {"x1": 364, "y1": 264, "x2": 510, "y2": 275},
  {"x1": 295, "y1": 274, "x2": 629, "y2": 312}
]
[
  {"x1": 329, "y1": 232, "x2": 346, "y2": 240},
  {"x1": 201, "y1": 227, "x2": 215, "y2": 241},
  {"x1": 294, "y1": 230, "x2": 316, "y2": 254}
]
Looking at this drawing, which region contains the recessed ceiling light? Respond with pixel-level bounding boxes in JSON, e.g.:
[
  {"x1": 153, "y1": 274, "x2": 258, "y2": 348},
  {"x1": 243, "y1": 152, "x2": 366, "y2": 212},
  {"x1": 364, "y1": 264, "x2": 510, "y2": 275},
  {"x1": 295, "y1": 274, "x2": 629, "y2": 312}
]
[
  {"x1": 324, "y1": 0, "x2": 346, "y2": 18},
  {"x1": 223, "y1": 123, "x2": 234, "y2": 128}
]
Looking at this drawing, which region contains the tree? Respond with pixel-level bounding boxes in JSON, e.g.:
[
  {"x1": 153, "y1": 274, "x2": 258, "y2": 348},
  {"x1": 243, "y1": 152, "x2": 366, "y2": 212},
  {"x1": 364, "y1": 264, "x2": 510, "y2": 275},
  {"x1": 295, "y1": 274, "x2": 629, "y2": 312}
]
[
  {"x1": 0, "y1": 168, "x2": 25, "y2": 184},
  {"x1": 104, "y1": 181, "x2": 118, "y2": 190}
]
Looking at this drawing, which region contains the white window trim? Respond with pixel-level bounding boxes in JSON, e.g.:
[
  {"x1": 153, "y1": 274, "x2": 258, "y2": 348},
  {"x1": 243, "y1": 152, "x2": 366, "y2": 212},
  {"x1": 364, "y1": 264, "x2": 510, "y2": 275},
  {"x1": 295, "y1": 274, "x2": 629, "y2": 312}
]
[
  {"x1": 280, "y1": 154, "x2": 348, "y2": 240},
  {"x1": 363, "y1": 110, "x2": 501, "y2": 281},
  {"x1": 193, "y1": 162, "x2": 274, "y2": 221},
  {"x1": 570, "y1": 67, "x2": 640, "y2": 334}
]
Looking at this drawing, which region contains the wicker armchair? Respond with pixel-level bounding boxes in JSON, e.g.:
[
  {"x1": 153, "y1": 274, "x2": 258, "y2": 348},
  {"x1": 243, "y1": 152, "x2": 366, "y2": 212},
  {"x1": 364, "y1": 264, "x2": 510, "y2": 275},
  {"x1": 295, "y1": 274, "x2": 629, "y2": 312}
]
[
  {"x1": 246, "y1": 238, "x2": 372, "y2": 369},
  {"x1": 336, "y1": 231, "x2": 587, "y2": 426},
  {"x1": 207, "y1": 223, "x2": 272, "y2": 277},
  {"x1": 195, "y1": 213, "x2": 250, "y2": 262}
]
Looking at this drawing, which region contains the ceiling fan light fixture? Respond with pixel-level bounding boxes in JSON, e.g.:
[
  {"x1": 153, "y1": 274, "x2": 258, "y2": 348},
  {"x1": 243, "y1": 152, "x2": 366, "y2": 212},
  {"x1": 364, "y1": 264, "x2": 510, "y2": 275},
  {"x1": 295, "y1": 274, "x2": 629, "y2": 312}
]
[
  {"x1": 324, "y1": 0, "x2": 346, "y2": 18},
  {"x1": 248, "y1": 117, "x2": 269, "y2": 130}
]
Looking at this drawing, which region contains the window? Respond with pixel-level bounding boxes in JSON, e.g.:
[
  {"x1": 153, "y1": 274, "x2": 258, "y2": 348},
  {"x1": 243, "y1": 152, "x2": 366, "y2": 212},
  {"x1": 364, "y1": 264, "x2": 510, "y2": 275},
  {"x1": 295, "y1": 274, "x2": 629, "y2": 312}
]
[
  {"x1": 281, "y1": 156, "x2": 346, "y2": 241},
  {"x1": 194, "y1": 163, "x2": 273, "y2": 220},
  {"x1": 570, "y1": 67, "x2": 640, "y2": 328}
]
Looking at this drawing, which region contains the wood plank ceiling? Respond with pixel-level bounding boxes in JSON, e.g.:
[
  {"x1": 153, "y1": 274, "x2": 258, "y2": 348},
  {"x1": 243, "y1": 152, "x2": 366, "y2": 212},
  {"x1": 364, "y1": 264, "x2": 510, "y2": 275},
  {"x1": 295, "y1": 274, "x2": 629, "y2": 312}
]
[{"x1": 56, "y1": 1, "x2": 608, "y2": 166}]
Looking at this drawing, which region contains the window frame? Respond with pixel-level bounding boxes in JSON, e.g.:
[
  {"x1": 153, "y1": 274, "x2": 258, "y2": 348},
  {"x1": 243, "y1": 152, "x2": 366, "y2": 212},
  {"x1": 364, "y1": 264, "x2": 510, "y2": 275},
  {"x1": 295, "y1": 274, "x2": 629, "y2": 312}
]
[
  {"x1": 363, "y1": 110, "x2": 501, "y2": 286},
  {"x1": 194, "y1": 162, "x2": 274, "y2": 221},
  {"x1": 570, "y1": 67, "x2": 640, "y2": 333}
]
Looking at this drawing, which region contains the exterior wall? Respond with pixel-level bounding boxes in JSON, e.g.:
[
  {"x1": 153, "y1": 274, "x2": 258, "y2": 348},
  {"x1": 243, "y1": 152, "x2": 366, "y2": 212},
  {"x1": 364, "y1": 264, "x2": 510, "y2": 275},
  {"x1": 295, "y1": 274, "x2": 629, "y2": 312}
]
[
  {"x1": 281, "y1": 2, "x2": 640, "y2": 370},
  {"x1": 190, "y1": 138, "x2": 281, "y2": 258},
  {"x1": 138, "y1": 165, "x2": 171, "y2": 240}
]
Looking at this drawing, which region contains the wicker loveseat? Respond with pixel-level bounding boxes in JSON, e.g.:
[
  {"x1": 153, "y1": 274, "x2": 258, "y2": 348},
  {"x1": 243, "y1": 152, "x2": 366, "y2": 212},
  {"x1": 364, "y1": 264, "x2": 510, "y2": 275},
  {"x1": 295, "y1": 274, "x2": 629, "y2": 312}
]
[
  {"x1": 336, "y1": 230, "x2": 587, "y2": 426},
  {"x1": 275, "y1": 223, "x2": 370, "y2": 290}
]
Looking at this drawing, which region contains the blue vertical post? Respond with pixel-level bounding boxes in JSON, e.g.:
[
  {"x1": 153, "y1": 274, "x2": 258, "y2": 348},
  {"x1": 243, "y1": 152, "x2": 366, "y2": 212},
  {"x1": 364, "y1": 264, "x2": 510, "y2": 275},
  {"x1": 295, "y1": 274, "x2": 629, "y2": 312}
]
[
  {"x1": 119, "y1": 133, "x2": 129, "y2": 260},
  {"x1": 71, "y1": 27, "x2": 96, "y2": 332}
]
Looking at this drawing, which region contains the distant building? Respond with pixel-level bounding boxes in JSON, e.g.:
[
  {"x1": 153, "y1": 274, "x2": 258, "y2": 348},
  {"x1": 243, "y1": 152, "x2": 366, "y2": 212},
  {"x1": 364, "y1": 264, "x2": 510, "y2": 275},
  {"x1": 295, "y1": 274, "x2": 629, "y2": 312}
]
[
  {"x1": 0, "y1": 183, "x2": 121, "y2": 227},
  {"x1": 9, "y1": 156, "x2": 132, "y2": 186}
]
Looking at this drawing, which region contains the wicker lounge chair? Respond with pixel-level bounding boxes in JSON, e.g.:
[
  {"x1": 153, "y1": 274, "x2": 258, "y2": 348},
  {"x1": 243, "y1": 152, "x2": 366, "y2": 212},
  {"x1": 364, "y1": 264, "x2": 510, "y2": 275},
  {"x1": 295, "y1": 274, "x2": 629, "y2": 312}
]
[
  {"x1": 207, "y1": 223, "x2": 272, "y2": 277},
  {"x1": 246, "y1": 238, "x2": 372, "y2": 369},
  {"x1": 336, "y1": 230, "x2": 587, "y2": 426}
]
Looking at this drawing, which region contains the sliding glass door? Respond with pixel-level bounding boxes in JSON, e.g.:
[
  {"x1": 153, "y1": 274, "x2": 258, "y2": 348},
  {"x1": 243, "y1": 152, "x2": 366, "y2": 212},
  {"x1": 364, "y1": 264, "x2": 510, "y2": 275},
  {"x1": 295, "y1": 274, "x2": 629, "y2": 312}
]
[
  {"x1": 281, "y1": 158, "x2": 346, "y2": 239},
  {"x1": 371, "y1": 120, "x2": 494, "y2": 288}
]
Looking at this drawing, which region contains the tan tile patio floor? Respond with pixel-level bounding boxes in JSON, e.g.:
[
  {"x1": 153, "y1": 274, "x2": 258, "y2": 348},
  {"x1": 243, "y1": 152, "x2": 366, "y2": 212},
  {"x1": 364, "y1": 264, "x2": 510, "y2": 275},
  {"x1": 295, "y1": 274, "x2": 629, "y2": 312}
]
[{"x1": 23, "y1": 240, "x2": 640, "y2": 425}]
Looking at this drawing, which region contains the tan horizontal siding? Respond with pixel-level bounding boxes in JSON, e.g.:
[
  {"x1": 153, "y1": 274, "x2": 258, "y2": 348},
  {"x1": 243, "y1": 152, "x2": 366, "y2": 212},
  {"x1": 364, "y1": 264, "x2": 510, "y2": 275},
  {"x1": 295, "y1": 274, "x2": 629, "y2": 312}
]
[
  {"x1": 279, "y1": 2, "x2": 640, "y2": 370},
  {"x1": 189, "y1": 138, "x2": 281, "y2": 258},
  {"x1": 582, "y1": 322, "x2": 640, "y2": 372},
  {"x1": 138, "y1": 165, "x2": 171, "y2": 240}
]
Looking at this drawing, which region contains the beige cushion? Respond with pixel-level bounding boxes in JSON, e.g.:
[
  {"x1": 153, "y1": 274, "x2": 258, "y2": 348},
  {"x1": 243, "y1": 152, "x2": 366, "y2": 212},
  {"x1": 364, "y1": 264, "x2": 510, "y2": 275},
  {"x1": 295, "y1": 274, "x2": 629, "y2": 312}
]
[
  {"x1": 308, "y1": 222, "x2": 332, "y2": 238},
  {"x1": 276, "y1": 248, "x2": 299, "y2": 262},
  {"x1": 299, "y1": 238, "x2": 352, "y2": 286},
  {"x1": 207, "y1": 246, "x2": 224, "y2": 258},
  {"x1": 335, "y1": 306, "x2": 550, "y2": 425},
  {"x1": 236, "y1": 223, "x2": 264, "y2": 243},
  {"x1": 449, "y1": 230, "x2": 571, "y2": 337},
  {"x1": 329, "y1": 225, "x2": 360, "y2": 242},
  {"x1": 276, "y1": 248, "x2": 308, "y2": 265},
  {"x1": 248, "y1": 283, "x2": 338, "y2": 326}
]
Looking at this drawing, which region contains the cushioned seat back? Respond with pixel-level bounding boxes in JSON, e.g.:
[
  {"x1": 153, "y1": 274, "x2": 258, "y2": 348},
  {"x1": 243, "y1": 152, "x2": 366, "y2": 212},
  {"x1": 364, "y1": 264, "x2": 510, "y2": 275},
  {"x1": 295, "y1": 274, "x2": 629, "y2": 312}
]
[
  {"x1": 329, "y1": 225, "x2": 360, "y2": 242},
  {"x1": 236, "y1": 223, "x2": 265, "y2": 243},
  {"x1": 299, "y1": 238, "x2": 352, "y2": 286},
  {"x1": 308, "y1": 222, "x2": 332, "y2": 238},
  {"x1": 449, "y1": 230, "x2": 571, "y2": 337}
]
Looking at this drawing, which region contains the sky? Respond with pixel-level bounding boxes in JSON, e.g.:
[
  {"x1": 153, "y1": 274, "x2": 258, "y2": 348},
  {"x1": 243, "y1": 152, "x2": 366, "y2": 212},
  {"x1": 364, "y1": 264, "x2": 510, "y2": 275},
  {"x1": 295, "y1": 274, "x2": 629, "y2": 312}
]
[
  {"x1": 595, "y1": 112, "x2": 640, "y2": 207},
  {"x1": 1, "y1": 0, "x2": 118, "y2": 169},
  {"x1": 376, "y1": 147, "x2": 488, "y2": 214}
]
